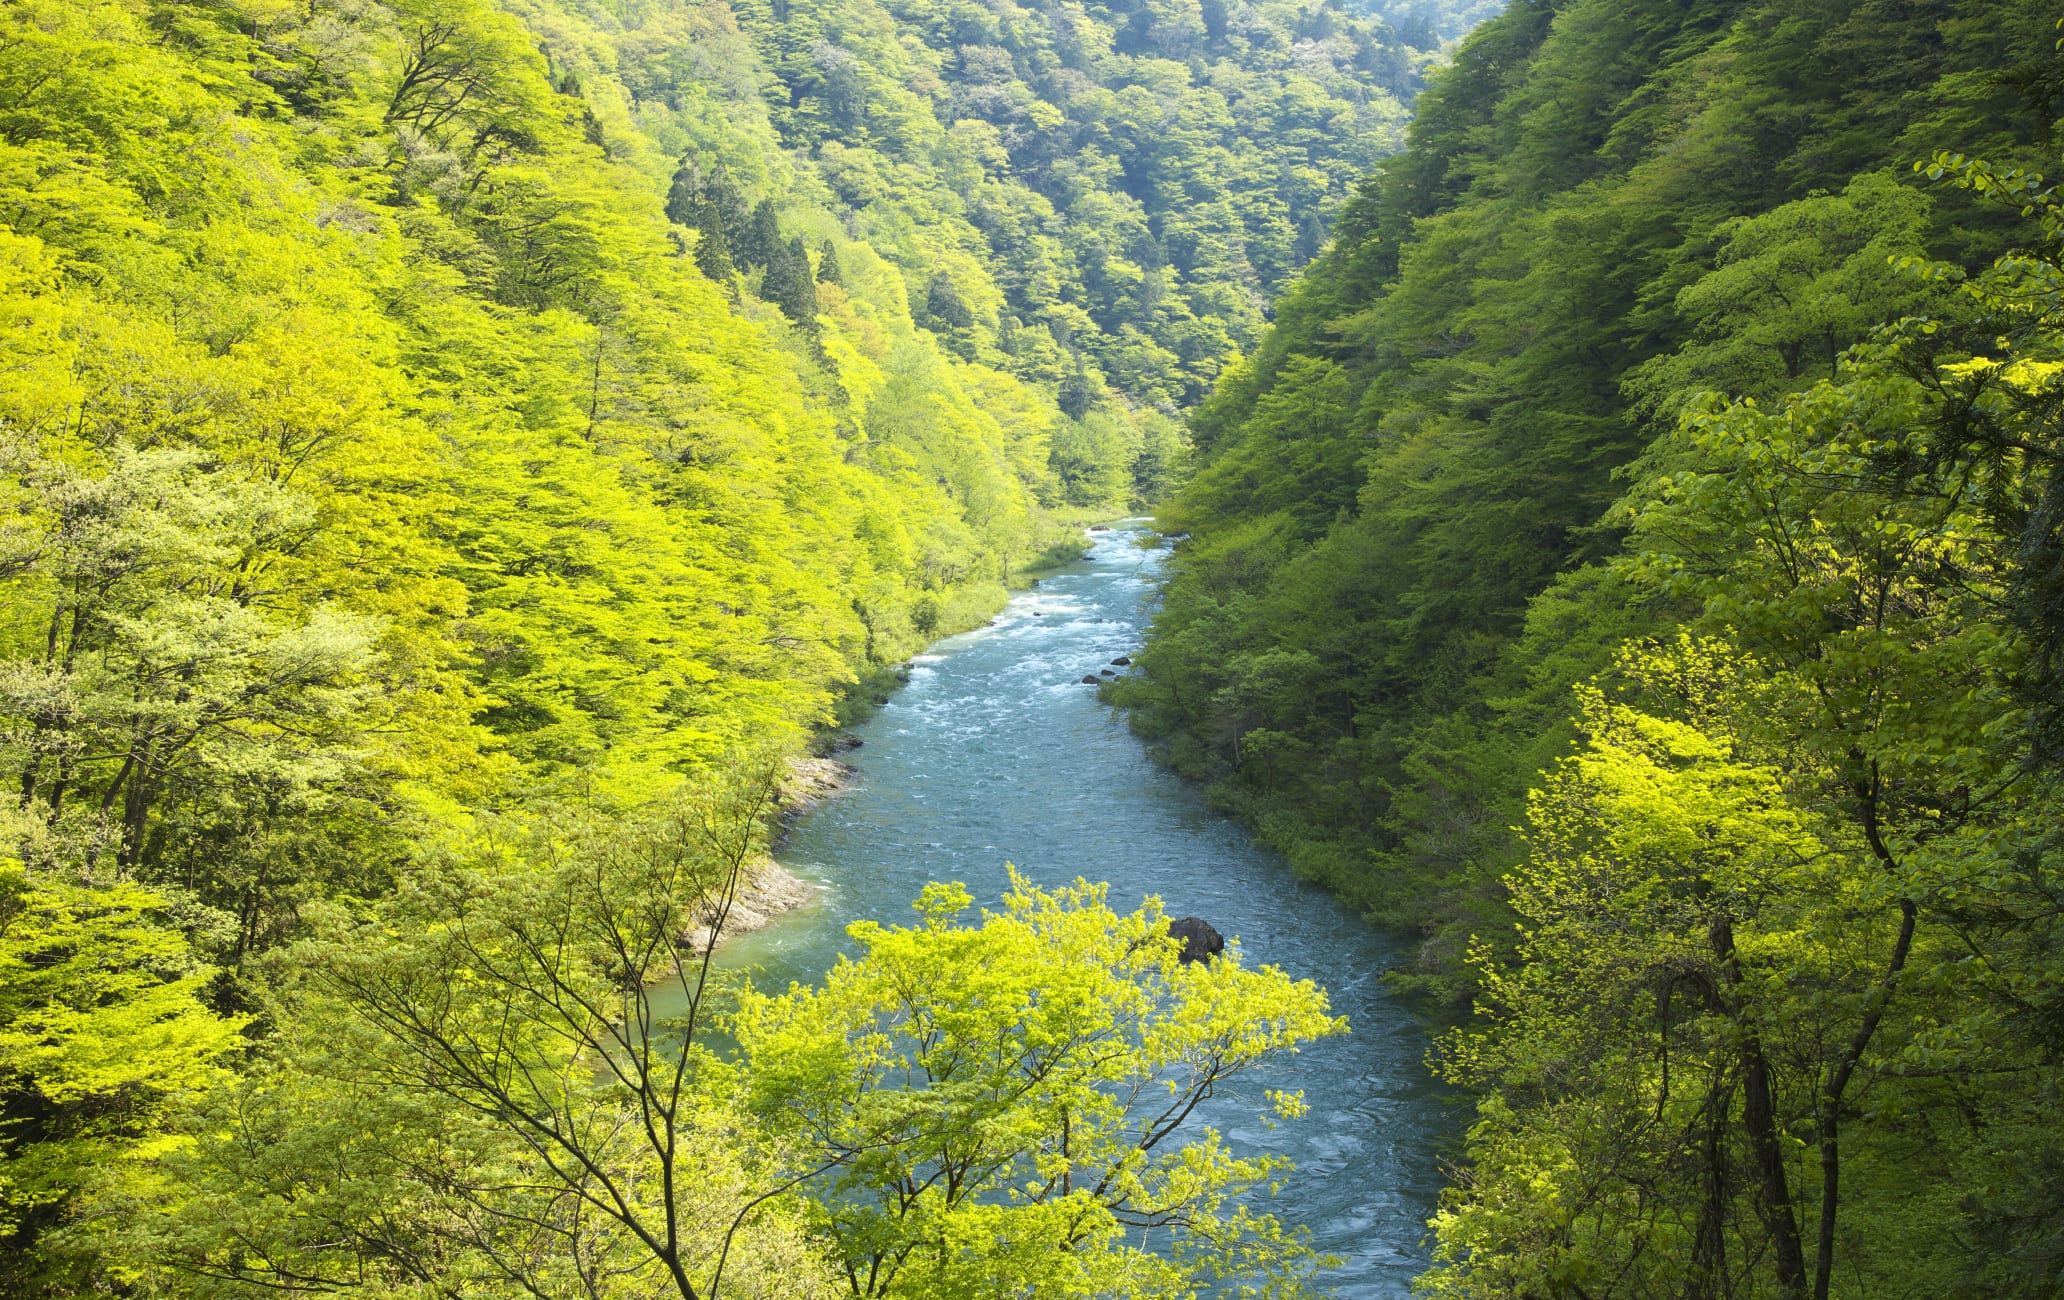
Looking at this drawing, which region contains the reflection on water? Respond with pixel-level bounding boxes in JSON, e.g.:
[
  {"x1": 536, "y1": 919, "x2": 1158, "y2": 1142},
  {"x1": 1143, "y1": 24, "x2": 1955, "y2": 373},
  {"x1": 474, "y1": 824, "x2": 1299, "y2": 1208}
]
[{"x1": 713, "y1": 521, "x2": 1448, "y2": 1297}]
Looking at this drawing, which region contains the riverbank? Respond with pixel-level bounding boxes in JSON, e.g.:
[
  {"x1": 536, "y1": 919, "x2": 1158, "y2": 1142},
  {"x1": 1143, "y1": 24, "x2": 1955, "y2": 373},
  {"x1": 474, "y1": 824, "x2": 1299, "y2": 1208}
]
[
  {"x1": 723, "y1": 522, "x2": 1447, "y2": 1295},
  {"x1": 713, "y1": 514, "x2": 1123, "y2": 950},
  {"x1": 685, "y1": 753, "x2": 856, "y2": 954}
]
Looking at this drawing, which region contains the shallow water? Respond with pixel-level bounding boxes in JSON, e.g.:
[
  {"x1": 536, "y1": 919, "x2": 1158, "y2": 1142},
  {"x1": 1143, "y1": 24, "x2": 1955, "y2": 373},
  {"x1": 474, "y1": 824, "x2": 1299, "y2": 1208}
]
[{"x1": 716, "y1": 521, "x2": 1449, "y2": 1297}]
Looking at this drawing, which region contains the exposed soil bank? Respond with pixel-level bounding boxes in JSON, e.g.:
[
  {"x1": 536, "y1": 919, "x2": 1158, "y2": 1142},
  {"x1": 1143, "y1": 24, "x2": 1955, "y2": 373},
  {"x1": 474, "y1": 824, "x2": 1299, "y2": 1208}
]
[{"x1": 685, "y1": 753, "x2": 855, "y2": 953}]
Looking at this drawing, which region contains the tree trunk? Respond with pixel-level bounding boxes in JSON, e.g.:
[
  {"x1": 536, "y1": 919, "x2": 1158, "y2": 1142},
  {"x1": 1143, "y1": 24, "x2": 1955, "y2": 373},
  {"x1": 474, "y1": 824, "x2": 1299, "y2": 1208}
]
[
  {"x1": 1743, "y1": 1035, "x2": 1806, "y2": 1295},
  {"x1": 1711, "y1": 911, "x2": 1807, "y2": 1296},
  {"x1": 1812, "y1": 897, "x2": 1917, "y2": 1300},
  {"x1": 1690, "y1": 1073, "x2": 1731, "y2": 1300}
]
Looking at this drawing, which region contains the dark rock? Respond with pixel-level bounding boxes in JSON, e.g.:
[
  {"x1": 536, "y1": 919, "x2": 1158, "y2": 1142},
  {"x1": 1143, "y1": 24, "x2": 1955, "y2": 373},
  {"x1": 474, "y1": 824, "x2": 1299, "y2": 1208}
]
[
  {"x1": 1167, "y1": 917, "x2": 1224, "y2": 964},
  {"x1": 1080, "y1": 675, "x2": 1101, "y2": 685},
  {"x1": 826, "y1": 733, "x2": 863, "y2": 753},
  {"x1": 1111, "y1": 656, "x2": 1131, "y2": 666},
  {"x1": 1100, "y1": 669, "x2": 1116, "y2": 676}
]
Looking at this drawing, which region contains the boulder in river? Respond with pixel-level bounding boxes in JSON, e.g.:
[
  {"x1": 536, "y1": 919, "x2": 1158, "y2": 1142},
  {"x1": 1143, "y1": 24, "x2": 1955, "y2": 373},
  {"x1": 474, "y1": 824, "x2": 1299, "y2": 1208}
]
[
  {"x1": 1080, "y1": 674, "x2": 1102, "y2": 685},
  {"x1": 1111, "y1": 656, "x2": 1131, "y2": 666},
  {"x1": 1167, "y1": 916, "x2": 1225, "y2": 964},
  {"x1": 1100, "y1": 669, "x2": 1116, "y2": 676}
]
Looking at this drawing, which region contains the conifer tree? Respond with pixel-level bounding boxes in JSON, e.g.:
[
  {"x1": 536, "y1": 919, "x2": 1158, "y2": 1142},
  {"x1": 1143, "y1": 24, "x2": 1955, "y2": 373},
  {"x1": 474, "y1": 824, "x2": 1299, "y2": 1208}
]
[
  {"x1": 739, "y1": 198, "x2": 783, "y2": 272},
  {"x1": 665, "y1": 161, "x2": 736, "y2": 281},
  {"x1": 1057, "y1": 363, "x2": 1098, "y2": 419},
  {"x1": 765, "y1": 235, "x2": 819, "y2": 330}
]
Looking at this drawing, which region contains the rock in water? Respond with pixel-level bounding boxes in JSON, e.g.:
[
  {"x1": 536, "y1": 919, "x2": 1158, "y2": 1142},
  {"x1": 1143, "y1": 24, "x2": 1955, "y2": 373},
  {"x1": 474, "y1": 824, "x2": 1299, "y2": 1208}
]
[
  {"x1": 1080, "y1": 675, "x2": 1102, "y2": 685},
  {"x1": 1167, "y1": 916, "x2": 1225, "y2": 964},
  {"x1": 1111, "y1": 656, "x2": 1131, "y2": 666}
]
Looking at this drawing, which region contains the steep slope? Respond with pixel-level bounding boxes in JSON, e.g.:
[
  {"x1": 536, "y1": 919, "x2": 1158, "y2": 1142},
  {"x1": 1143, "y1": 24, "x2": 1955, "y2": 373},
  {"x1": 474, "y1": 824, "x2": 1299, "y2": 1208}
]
[
  {"x1": 0, "y1": 0, "x2": 1453, "y2": 1284},
  {"x1": 617, "y1": 0, "x2": 1440, "y2": 412},
  {"x1": 1120, "y1": 0, "x2": 2063, "y2": 929},
  {"x1": 1119, "y1": 3, "x2": 2064, "y2": 1294}
]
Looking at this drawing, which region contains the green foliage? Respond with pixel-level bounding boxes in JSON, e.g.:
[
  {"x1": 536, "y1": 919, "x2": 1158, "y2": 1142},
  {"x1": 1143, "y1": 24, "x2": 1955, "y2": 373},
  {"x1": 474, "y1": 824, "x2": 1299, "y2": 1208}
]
[
  {"x1": 0, "y1": 0, "x2": 1416, "y2": 1286},
  {"x1": 1122, "y1": 3, "x2": 2064, "y2": 1289},
  {"x1": 1123, "y1": 0, "x2": 2063, "y2": 936},
  {"x1": 715, "y1": 0, "x2": 1438, "y2": 410},
  {"x1": 735, "y1": 871, "x2": 1343, "y2": 1298},
  {"x1": 1430, "y1": 267, "x2": 2064, "y2": 1292}
]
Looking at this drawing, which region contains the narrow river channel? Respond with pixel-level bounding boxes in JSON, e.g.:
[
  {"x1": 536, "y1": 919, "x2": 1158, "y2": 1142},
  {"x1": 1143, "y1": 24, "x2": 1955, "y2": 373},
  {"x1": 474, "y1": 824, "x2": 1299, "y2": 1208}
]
[{"x1": 717, "y1": 521, "x2": 1449, "y2": 1297}]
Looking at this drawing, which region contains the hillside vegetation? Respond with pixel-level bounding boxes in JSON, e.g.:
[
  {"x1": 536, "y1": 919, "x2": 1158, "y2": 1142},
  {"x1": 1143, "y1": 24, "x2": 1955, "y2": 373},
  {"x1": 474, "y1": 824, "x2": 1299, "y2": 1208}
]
[
  {"x1": 0, "y1": 0, "x2": 1442, "y2": 1291},
  {"x1": 1120, "y1": 0, "x2": 2064, "y2": 1293}
]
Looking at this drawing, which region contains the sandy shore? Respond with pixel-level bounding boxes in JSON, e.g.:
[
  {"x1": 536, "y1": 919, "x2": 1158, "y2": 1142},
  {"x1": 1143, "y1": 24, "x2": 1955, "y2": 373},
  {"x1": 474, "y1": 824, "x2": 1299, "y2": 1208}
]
[{"x1": 684, "y1": 751, "x2": 855, "y2": 953}]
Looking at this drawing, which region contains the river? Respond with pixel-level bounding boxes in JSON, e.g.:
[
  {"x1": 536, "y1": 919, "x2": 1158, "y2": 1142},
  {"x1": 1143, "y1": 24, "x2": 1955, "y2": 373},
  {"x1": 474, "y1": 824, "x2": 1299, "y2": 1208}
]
[{"x1": 716, "y1": 521, "x2": 1450, "y2": 1297}]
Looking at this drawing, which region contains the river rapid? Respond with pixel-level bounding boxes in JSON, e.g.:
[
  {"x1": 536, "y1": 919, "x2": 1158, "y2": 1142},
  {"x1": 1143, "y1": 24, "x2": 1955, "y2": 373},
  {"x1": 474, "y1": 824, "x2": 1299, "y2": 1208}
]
[{"x1": 717, "y1": 521, "x2": 1449, "y2": 1297}]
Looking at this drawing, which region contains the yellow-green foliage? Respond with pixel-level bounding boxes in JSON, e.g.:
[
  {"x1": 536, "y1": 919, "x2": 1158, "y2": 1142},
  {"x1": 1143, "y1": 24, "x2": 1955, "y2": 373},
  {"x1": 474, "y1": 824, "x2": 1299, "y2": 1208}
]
[
  {"x1": 0, "y1": 0, "x2": 1109, "y2": 810},
  {"x1": 0, "y1": 862, "x2": 246, "y2": 1242},
  {"x1": 0, "y1": 0, "x2": 1418, "y2": 1284},
  {"x1": 734, "y1": 871, "x2": 1344, "y2": 1298},
  {"x1": 0, "y1": 0, "x2": 1082, "y2": 1270},
  {"x1": 120, "y1": 791, "x2": 1339, "y2": 1299},
  {"x1": 0, "y1": 0, "x2": 1428, "y2": 1287}
]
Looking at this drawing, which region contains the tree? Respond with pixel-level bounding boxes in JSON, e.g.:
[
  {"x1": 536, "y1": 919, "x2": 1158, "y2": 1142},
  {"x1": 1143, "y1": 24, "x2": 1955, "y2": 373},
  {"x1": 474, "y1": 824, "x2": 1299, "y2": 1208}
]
[
  {"x1": 144, "y1": 771, "x2": 837, "y2": 1300},
  {"x1": 1426, "y1": 649, "x2": 1829, "y2": 1300},
  {"x1": 738, "y1": 199, "x2": 783, "y2": 273},
  {"x1": 1899, "y1": 152, "x2": 2064, "y2": 761},
  {"x1": 1428, "y1": 191, "x2": 2064, "y2": 1295},
  {"x1": 1622, "y1": 172, "x2": 1937, "y2": 422},
  {"x1": 765, "y1": 236, "x2": 819, "y2": 331},
  {"x1": 735, "y1": 871, "x2": 1344, "y2": 1298},
  {"x1": 0, "y1": 443, "x2": 385, "y2": 957},
  {"x1": 0, "y1": 818, "x2": 245, "y2": 1292},
  {"x1": 668, "y1": 162, "x2": 737, "y2": 282}
]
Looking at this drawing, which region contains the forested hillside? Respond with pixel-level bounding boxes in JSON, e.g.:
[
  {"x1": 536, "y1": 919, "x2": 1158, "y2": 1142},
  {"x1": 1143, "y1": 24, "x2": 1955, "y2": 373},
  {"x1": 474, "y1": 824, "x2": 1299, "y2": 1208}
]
[
  {"x1": 715, "y1": 0, "x2": 1426, "y2": 410},
  {"x1": 0, "y1": 0, "x2": 1442, "y2": 1292},
  {"x1": 1121, "y1": 0, "x2": 2064, "y2": 1293}
]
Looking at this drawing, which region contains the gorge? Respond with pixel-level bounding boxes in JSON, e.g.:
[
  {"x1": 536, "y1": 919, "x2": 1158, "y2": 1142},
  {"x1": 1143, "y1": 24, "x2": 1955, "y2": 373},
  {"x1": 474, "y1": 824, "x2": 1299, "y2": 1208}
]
[{"x1": 713, "y1": 523, "x2": 1448, "y2": 1296}]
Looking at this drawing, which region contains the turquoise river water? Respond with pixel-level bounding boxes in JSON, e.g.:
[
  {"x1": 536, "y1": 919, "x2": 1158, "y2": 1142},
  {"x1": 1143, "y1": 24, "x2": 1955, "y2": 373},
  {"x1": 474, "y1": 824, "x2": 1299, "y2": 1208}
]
[{"x1": 715, "y1": 521, "x2": 1449, "y2": 1296}]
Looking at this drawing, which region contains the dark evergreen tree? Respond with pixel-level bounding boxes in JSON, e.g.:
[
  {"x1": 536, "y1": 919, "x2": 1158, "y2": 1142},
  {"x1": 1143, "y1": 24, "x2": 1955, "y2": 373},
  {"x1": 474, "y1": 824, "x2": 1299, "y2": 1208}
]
[
  {"x1": 663, "y1": 161, "x2": 699, "y2": 226},
  {"x1": 739, "y1": 198, "x2": 783, "y2": 272},
  {"x1": 704, "y1": 165, "x2": 750, "y2": 249},
  {"x1": 692, "y1": 218, "x2": 735, "y2": 282},
  {"x1": 765, "y1": 235, "x2": 820, "y2": 330},
  {"x1": 664, "y1": 161, "x2": 739, "y2": 281}
]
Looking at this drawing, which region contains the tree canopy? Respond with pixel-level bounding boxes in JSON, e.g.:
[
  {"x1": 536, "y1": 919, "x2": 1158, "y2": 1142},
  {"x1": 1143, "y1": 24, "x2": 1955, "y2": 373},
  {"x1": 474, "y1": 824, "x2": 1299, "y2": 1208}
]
[
  {"x1": 1118, "y1": 0, "x2": 2064, "y2": 1292},
  {"x1": 0, "y1": 0, "x2": 1439, "y2": 1289}
]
